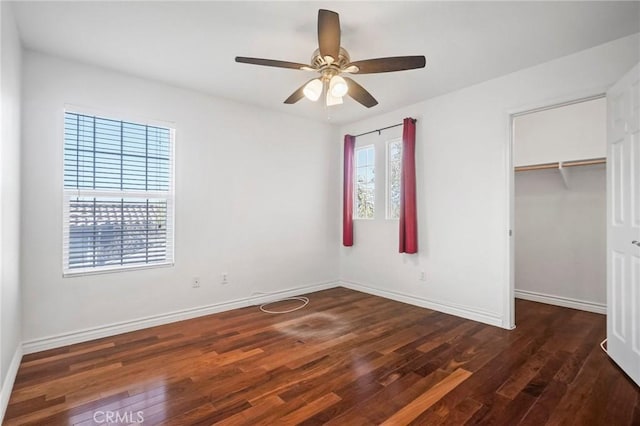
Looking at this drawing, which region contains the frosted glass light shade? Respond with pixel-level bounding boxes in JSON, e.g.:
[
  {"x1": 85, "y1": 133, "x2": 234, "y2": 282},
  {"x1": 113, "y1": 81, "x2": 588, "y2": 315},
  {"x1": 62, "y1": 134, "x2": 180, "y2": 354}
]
[
  {"x1": 303, "y1": 79, "x2": 323, "y2": 101},
  {"x1": 329, "y1": 75, "x2": 348, "y2": 97}
]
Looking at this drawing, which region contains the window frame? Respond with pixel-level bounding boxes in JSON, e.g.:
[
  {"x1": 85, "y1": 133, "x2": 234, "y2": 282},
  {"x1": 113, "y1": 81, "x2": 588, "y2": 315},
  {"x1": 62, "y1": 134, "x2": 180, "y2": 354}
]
[
  {"x1": 62, "y1": 107, "x2": 176, "y2": 277},
  {"x1": 354, "y1": 144, "x2": 376, "y2": 220},
  {"x1": 385, "y1": 138, "x2": 402, "y2": 220}
]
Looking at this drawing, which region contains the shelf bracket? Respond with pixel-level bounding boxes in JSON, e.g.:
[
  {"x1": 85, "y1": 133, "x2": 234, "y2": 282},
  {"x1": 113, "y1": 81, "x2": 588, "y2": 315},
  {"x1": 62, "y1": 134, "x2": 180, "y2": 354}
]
[{"x1": 558, "y1": 161, "x2": 569, "y2": 188}]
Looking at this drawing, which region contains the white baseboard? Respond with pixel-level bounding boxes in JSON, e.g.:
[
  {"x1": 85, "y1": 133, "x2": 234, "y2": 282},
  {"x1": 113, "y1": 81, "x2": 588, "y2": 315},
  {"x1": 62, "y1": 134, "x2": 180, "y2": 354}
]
[
  {"x1": 21, "y1": 279, "x2": 518, "y2": 355},
  {"x1": 515, "y1": 289, "x2": 606, "y2": 314},
  {"x1": 340, "y1": 280, "x2": 504, "y2": 328},
  {"x1": 0, "y1": 345, "x2": 23, "y2": 424},
  {"x1": 22, "y1": 280, "x2": 340, "y2": 354}
]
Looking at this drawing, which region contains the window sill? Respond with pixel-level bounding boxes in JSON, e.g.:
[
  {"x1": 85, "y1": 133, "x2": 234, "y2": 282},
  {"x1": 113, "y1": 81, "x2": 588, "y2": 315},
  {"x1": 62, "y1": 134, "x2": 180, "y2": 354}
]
[{"x1": 63, "y1": 261, "x2": 174, "y2": 278}]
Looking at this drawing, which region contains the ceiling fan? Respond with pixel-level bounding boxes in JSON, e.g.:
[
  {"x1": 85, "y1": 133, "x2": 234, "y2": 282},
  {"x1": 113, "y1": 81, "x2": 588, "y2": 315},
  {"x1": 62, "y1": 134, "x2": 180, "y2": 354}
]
[{"x1": 235, "y1": 9, "x2": 426, "y2": 108}]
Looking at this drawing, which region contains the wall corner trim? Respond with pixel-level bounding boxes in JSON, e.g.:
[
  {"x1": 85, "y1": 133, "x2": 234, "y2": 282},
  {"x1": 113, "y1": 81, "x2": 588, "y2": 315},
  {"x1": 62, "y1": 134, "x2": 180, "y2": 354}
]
[
  {"x1": 0, "y1": 345, "x2": 23, "y2": 424},
  {"x1": 22, "y1": 280, "x2": 341, "y2": 355},
  {"x1": 339, "y1": 280, "x2": 504, "y2": 328},
  {"x1": 515, "y1": 289, "x2": 606, "y2": 314}
]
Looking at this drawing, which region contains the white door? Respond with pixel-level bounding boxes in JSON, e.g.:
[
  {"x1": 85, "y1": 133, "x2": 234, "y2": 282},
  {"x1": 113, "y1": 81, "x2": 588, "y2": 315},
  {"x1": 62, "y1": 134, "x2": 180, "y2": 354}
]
[{"x1": 607, "y1": 63, "x2": 640, "y2": 387}]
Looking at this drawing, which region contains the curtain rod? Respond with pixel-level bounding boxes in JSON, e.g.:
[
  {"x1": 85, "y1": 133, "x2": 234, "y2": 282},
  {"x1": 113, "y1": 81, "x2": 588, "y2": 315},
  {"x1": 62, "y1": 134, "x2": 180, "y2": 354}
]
[{"x1": 353, "y1": 118, "x2": 417, "y2": 138}]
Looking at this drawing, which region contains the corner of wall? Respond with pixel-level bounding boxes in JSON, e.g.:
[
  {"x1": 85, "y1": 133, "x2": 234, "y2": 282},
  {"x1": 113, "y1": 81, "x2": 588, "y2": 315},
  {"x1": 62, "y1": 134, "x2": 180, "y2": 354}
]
[{"x1": 0, "y1": 1, "x2": 24, "y2": 421}]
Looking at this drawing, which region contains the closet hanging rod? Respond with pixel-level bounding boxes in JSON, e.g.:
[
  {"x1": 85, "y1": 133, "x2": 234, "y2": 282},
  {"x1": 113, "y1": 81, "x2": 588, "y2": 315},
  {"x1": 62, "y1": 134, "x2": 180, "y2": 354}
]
[
  {"x1": 562, "y1": 158, "x2": 607, "y2": 168},
  {"x1": 514, "y1": 157, "x2": 606, "y2": 172},
  {"x1": 515, "y1": 162, "x2": 559, "y2": 172}
]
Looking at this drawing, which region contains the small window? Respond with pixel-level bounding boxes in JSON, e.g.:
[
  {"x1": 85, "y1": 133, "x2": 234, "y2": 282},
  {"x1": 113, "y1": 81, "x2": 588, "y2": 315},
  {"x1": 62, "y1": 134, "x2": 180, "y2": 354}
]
[
  {"x1": 62, "y1": 111, "x2": 174, "y2": 275},
  {"x1": 386, "y1": 139, "x2": 402, "y2": 219},
  {"x1": 355, "y1": 145, "x2": 375, "y2": 219}
]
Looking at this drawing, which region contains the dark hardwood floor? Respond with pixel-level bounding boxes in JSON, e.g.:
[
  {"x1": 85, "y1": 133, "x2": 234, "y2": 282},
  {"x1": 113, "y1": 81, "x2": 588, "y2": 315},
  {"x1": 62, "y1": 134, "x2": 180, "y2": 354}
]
[{"x1": 4, "y1": 288, "x2": 639, "y2": 425}]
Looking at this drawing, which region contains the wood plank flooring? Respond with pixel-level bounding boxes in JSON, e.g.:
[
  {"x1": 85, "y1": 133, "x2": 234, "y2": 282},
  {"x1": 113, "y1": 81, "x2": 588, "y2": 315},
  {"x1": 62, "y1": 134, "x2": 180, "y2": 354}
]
[{"x1": 4, "y1": 288, "x2": 639, "y2": 425}]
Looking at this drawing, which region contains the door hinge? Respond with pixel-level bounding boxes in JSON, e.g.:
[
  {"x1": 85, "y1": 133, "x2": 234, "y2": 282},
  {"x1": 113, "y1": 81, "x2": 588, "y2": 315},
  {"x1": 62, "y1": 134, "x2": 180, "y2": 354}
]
[{"x1": 509, "y1": 229, "x2": 513, "y2": 237}]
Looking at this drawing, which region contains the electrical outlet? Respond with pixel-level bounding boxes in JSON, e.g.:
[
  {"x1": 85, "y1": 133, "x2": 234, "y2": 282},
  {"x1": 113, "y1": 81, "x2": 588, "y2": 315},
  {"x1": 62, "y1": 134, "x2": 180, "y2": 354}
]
[
  {"x1": 419, "y1": 271, "x2": 426, "y2": 281},
  {"x1": 221, "y1": 273, "x2": 228, "y2": 285},
  {"x1": 192, "y1": 277, "x2": 201, "y2": 288}
]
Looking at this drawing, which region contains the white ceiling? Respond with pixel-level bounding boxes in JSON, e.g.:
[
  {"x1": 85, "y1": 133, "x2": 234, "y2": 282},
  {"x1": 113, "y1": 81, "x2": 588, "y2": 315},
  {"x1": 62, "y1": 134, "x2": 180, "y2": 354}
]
[{"x1": 10, "y1": 1, "x2": 640, "y2": 125}]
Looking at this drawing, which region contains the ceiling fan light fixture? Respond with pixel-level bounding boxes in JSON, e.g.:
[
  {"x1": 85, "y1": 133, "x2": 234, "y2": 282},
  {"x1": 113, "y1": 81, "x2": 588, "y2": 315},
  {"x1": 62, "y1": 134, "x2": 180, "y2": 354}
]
[
  {"x1": 236, "y1": 9, "x2": 426, "y2": 109},
  {"x1": 329, "y1": 75, "x2": 348, "y2": 98},
  {"x1": 303, "y1": 78, "x2": 323, "y2": 101}
]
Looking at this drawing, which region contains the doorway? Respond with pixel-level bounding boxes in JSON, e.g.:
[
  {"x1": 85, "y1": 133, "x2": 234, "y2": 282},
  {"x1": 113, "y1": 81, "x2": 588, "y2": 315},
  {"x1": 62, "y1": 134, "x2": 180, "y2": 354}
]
[{"x1": 508, "y1": 95, "x2": 607, "y2": 327}]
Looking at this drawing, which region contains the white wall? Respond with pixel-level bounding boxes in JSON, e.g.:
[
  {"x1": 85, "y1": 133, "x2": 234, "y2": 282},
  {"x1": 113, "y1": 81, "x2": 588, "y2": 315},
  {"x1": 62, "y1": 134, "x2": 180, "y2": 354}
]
[
  {"x1": 338, "y1": 33, "x2": 639, "y2": 328},
  {"x1": 20, "y1": 52, "x2": 339, "y2": 347},
  {"x1": 514, "y1": 97, "x2": 606, "y2": 166},
  {"x1": 0, "y1": 0, "x2": 23, "y2": 417},
  {"x1": 514, "y1": 166, "x2": 606, "y2": 309}
]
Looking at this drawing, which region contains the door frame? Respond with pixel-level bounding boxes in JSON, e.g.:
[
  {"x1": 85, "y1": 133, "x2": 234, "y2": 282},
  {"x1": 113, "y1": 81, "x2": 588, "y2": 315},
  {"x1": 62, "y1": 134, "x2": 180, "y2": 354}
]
[{"x1": 504, "y1": 90, "x2": 607, "y2": 329}]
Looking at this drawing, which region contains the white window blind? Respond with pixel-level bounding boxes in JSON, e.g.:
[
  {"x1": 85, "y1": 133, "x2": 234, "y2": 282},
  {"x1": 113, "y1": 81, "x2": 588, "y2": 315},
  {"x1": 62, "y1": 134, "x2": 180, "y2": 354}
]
[{"x1": 63, "y1": 111, "x2": 174, "y2": 275}]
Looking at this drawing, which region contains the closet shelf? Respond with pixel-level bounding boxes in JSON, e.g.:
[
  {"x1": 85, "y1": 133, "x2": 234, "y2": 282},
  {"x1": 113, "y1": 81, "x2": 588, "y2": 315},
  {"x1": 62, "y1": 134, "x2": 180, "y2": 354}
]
[{"x1": 514, "y1": 157, "x2": 606, "y2": 172}]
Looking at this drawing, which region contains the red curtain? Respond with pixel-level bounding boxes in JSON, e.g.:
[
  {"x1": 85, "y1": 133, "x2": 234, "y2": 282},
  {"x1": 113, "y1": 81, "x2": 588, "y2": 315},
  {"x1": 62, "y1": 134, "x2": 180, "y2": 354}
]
[
  {"x1": 343, "y1": 135, "x2": 356, "y2": 246},
  {"x1": 399, "y1": 118, "x2": 418, "y2": 253}
]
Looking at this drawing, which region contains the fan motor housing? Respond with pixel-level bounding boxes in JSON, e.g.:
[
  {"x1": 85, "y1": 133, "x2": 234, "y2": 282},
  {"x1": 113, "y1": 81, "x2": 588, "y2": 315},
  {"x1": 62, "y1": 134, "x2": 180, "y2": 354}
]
[{"x1": 311, "y1": 47, "x2": 351, "y2": 73}]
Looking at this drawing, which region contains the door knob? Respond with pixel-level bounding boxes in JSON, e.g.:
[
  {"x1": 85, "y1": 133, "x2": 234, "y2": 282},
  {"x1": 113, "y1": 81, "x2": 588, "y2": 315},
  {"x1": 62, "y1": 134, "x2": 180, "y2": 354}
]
[{"x1": 633, "y1": 240, "x2": 640, "y2": 247}]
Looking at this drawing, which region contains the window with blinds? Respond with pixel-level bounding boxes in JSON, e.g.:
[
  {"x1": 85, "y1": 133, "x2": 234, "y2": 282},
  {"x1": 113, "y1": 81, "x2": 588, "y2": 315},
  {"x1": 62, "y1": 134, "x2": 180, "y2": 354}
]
[{"x1": 63, "y1": 111, "x2": 174, "y2": 275}]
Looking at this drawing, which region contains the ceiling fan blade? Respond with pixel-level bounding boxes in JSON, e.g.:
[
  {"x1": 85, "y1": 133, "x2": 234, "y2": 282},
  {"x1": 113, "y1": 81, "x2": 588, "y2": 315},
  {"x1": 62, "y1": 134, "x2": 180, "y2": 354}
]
[
  {"x1": 344, "y1": 77, "x2": 378, "y2": 108},
  {"x1": 235, "y1": 57, "x2": 312, "y2": 71},
  {"x1": 318, "y1": 9, "x2": 340, "y2": 62},
  {"x1": 347, "y1": 56, "x2": 426, "y2": 74},
  {"x1": 284, "y1": 79, "x2": 316, "y2": 104}
]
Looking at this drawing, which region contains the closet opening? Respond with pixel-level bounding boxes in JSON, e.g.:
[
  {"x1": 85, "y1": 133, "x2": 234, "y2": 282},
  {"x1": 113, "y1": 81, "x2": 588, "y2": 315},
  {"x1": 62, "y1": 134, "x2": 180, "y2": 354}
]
[{"x1": 508, "y1": 95, "x2": 607, "y2": 328}]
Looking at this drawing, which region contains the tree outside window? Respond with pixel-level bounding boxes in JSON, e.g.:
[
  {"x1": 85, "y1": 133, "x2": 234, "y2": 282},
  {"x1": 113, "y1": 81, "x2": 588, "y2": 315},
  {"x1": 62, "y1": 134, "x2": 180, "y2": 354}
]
[
  {"x1": 387, "y1": 139, "x2": 402, "y2": 219},
  {"x1": 355, "y1": 145, "x2": 375, "y2": 219}
]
